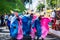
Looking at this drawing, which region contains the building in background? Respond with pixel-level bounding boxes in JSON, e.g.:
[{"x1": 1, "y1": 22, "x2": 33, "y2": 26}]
[{"x1": 24, "y1": 0, "x2": 45, "y2": 12}]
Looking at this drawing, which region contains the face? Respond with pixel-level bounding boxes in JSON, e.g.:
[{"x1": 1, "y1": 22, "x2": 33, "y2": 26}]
[
  {"x1": 14, "y1": 12, "x2": 18, "y2": 16},
  {"x1": 30, "y1": 13, "x2": 33, "y2": 17}
]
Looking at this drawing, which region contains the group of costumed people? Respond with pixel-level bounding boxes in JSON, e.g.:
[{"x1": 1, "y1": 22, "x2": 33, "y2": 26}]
[{"x1": 7, "y1": 12, "x2": 52, "y2": 40}]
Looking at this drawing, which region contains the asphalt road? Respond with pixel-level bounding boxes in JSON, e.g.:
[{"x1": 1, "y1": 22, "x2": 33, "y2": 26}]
[{"x1": 0, "y1": 27, "x2": 60, "y2": 40}]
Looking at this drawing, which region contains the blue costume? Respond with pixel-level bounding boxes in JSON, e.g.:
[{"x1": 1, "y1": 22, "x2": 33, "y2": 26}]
[
  {"x1": 34, "y1": 18, "x2": 42, "y2": 37},
  {"x1": 22, "y1": 16, "x2": 31, "y2": 36},
  {"x1": 10, "y1": 19, "x2": 18, "y2": 38}
]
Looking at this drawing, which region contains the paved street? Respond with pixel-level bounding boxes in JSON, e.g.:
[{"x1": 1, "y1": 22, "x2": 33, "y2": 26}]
[{"x1": 0, "y1": 26, "x2": 60, "y2": 40}]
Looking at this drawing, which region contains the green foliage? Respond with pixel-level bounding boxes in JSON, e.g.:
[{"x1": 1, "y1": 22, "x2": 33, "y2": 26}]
[
  {"x1": 47, "y1": 0, "x2": 57, "y2": 8},
  {"x1": 37, "y1": 3, "x2": 45, "y2": 11},
  {"x1": 50, "y1": 0, "x2": 56, "y2": 8},
  {"x1": 0, "y1": 0, "x2": 25, "y2": 15}
]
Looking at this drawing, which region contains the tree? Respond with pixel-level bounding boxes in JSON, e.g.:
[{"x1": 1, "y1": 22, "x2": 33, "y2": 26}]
[
  {"x1": 37, "y1": 3, "x2": 45, "y2": 11},
  {"x1": 47, "y1": 0, "x2": 58, "y2": 8},
  {"x1": 0, "y1": 0, "x2": 25, "y2": 15},
  {"x1": 50, "y1": 0, "x2": 56, "y2": 8}
]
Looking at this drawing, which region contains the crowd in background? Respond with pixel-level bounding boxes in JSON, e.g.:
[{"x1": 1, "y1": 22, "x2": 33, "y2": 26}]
[{"x1": 0, "y1": 14, "x2": 8, "y2": 26}]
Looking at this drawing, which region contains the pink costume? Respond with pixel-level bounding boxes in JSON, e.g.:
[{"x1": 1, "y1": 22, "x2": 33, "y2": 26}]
[
  {"x1": 31, "y1": 15, "x2": 37, "y2": 39},
  {"x1": 16, "y1": 18, "x2": 23, "y2": 40},
  {"x1": 41, "y1": 17, "x2": 51, "y2": 38}
]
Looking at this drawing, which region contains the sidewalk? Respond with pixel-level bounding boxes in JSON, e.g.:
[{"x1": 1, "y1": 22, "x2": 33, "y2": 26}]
[{"x1": 49, "y1": 28, "x2": 60, "y2": 38}]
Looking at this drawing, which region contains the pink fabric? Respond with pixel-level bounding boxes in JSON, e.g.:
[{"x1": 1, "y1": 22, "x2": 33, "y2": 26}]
[
  {"x1": 33, "y1": 27, "x2": 36, "y2": 33},
  {"x1": 31, "y1": 15, "x2": 37, "y2": 39},
  {"x1": 32, "y1": 15, "x2": 37, "y2": 32},
  {"x1": 31, "y1": 28, "x2": 35, "y2": 39},
  {"x1": 41, "y1": 17, "x2": 50, "y2": 38},
  {"x1": 32, "y1": 15, "x2": 37, "y2": 21},
  {"x1": 16, "y1": 18, "x2": 23, "y2": 40}
]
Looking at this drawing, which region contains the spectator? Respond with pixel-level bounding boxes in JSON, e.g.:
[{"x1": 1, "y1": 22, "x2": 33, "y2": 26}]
[
  {"x1": 4, "y1": 14, "x2": 8, "y2": 26},
  {"x1": 51, "y1": 10, "x2": 56, "y2": 30},
  {"x1": 51, "y1": 10, "x2": 56, "y2": 18},
  {"x1": 1, "y1": 15, "x2": 4, "y2": 26}
]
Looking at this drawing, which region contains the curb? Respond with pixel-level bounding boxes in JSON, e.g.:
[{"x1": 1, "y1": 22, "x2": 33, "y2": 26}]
[
  {"x1": 49, "y1": 31, "x2": 60, "y2": 38},
  {"x1": 49, "y1": 28, "x2": 60, "y2": 38}
]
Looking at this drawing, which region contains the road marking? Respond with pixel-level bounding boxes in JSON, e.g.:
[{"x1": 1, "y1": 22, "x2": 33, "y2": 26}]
[{"x1": 0, "y1": 33, "x2": 10, "y2": 35}]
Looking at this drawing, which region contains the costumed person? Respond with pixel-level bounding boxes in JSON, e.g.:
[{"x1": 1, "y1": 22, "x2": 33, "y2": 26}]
[
  {"x1": 8, "y1": 13, "x2": 15, "y2": 30},
  {"x1": 41, "y1": 14, "x2": 51, "y2": 40},
  {"x1": 22, "y1": 14, "x2": 31, "y2": 40},
  {"x1": 16, "y1": 16, "x2": 23, "y2": 40},
  {"x1": 30, "y1": 13, "x2": 37, "y2": 40},
  {"x1": 10, "y1": 12, "x2": 18, "y2": 40},
  {"x1": 34, "y1": 16, "x2": 42, "y2": 40}
]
